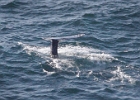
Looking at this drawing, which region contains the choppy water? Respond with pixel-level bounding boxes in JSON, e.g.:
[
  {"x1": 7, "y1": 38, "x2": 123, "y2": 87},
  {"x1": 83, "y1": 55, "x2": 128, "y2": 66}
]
[{"x1": 0, "y1": 0, "x2": 140, "y2": 100}]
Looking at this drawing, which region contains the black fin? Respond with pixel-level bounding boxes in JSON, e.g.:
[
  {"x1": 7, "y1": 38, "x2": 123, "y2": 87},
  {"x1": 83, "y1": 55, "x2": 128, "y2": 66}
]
[{"x1": 51, "y1": 39, "x2": 59, "y2": 58}]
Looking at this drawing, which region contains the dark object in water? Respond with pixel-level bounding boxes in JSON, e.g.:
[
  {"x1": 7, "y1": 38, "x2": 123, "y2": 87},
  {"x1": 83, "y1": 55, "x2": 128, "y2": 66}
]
[
  {"x1": 44, "y1": 34, "x2": 85, "y2": 58},
  {"x1": 51, "y1": 39, "x2": 59, "y2": 58}
]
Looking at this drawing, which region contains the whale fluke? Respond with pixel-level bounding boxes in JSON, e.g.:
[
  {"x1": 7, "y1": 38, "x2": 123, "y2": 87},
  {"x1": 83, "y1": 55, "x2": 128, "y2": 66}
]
[{"x1": 44, "y1": 34, "x2": 85, "y2": 58}]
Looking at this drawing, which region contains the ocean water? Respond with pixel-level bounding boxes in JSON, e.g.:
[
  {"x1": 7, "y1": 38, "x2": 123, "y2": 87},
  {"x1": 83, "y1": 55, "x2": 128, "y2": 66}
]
[{"x1": 0, "y1": 0, "x2": 140, "y2": 100}]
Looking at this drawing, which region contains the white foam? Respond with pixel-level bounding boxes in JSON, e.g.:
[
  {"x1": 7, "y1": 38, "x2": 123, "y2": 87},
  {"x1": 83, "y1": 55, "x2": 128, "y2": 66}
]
[
  {"x1": 59, "y1": 45, "x2": 115, "y2": 62},
  {"x1": 18, "y1": 42, "x2": 137, "y2": 82},
  {"x1": 18, "y1": 42, "x2": 50, "y2": 59},
  {"x1": 43, "y1": 69, "x2": 55, "y2": 76},
  {"x1": 18, "y1": 42, "x2": 116, "y2": 72},
  {"x1": 109, "y1": 66, "x2": 136, "y2": 84}
]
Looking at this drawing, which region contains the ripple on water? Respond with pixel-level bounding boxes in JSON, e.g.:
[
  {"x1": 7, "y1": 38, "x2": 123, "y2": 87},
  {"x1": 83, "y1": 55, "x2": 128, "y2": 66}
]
[
  {"x1": 0, "y1": 0, "x2": 140, "y2": 99},
  {"x1": 1, "y1": 0, "x2": 29, "y2": 9}
]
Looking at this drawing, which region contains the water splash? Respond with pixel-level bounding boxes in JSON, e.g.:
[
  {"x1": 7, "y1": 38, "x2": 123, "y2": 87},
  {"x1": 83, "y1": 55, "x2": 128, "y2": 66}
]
[
  {"x1": 18, "y1": 42, "x2": 117, "y2": 76},
  {"x1": 109, "y1": 66, "x2": 136, "y2": 84},
  {"x1": 59, "y1": 45, "x2": 116, "y2": 62},
  {"x1": 19, "y1": 42, "x2": 137, "y2": 84}
]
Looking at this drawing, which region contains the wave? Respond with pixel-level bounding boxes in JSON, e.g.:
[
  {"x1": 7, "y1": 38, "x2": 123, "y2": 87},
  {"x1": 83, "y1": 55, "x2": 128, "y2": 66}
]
[{"x1": 1, "y1": 0, "x2": 28, "y2": 9}]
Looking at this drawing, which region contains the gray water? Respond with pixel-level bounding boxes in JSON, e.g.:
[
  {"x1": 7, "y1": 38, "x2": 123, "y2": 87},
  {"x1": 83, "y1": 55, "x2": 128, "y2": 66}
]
[{"x1": 0, "y1": 0, "x2": 140, "y2": 100}]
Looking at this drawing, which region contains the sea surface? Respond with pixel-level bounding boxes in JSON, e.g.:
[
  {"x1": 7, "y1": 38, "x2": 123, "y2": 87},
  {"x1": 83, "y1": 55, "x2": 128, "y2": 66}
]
[{"x1": 0, "y1": 0, "x2": 140, "y2": 100}]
